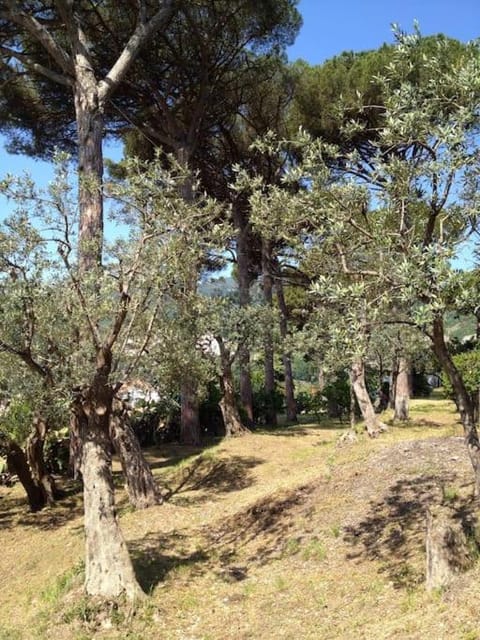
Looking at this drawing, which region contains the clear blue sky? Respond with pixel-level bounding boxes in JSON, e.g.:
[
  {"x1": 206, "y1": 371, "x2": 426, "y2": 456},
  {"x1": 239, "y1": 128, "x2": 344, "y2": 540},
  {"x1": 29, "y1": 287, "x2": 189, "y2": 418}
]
[
  {"x1": 288, "y1": 0, "x2": 480, "y2": 64},
  {"x1": 1, "y1": 0, "x2": 479, "y2": 247}
]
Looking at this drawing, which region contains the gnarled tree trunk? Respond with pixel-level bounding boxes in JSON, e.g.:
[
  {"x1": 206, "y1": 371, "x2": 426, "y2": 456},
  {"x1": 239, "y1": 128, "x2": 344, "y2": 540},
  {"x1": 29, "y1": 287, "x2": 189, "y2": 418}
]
[
  {"x1": 6, "y1": 440, "x2": 45, "y2": 512},
  {"x1": 350, "y1": 358, "x2": 387, "y2": 437},
  {"x1": 25, "y1": 415, "x2": 58, "y2": 505},
  {"x1": 110, "y1": 402, "x2": 162, "y2": 509},
  {"x1": 76, "y1": 377, "x2": 143, "y2": 599},
  {"x1": 217, "y1": 337, "x2": 250, "y2": 437}
]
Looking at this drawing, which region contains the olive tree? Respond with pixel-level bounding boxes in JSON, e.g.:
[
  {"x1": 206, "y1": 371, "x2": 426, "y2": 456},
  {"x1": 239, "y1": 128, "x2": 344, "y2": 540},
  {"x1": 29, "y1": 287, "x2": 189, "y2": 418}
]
[
  {"x1": 247, "y1": 31, "x2": 480, "y2": 489},
  {"x1": 0, "y1": 154, "x2": 225, "y2": 597}
]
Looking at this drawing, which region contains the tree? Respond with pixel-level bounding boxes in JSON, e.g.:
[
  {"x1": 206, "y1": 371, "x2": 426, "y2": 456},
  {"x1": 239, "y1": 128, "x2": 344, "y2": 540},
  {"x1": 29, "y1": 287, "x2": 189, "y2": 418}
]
[
  {"x1": 0, "y1": 2, "x2": 179, "y2": 599},
  {"x1": 109, "y1": 3, "x2": 300, "y2": 431},
  {"x1": 0, "y1": 154, "x2": 224, "y2": 597},
  {"x1": 249, "y1": 32, "x2": 480, "y2": 488}
]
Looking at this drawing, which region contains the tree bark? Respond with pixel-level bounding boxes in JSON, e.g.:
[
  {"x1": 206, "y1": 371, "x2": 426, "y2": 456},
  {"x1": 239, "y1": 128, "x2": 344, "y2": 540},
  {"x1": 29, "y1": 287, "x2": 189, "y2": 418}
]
[
  {"x1": 74, "y1": 83, "x2": 104, "y2": 271},
  {"x1": 389, "y1": 356, "x2": 398, "y2": 410},
  {"x1": 394, "y1": 357, "x2": 410, "y2": 422},
  {"x1": 175, "y1": 144, "x2": 202, "y2": 445},
  {"x1": 6, "y1": 441, "x2": 45, "y2": 512},
  {"x1": 262, "y1": 240, "x2": 277, "y2": 427},
  {"x1": 180, "y1": 378, "x2": 201, "y2": 446},
  {"x1": 232, "y1": 199, "x2": 254, "y2": 425},
  {"x1": 25, "y1": 414, "x2": 57, "y2": 505},
  {"x1": 425, "y1": 504, "x2": 472, "y2": 591},
  {"x1": 275, "y1": 269, "x2": 297, "y2": 423},
  {"x1": 350, "y1": 358, "x2": 387, "y2": 437},
  {"x1": 217, "y1": 338, "x2": 250, "y2": 437},
  {"x1": 69, "y1": 412, "x2": 83, "y2": 480},
  {"x1": 431, "y1": 316, "x2": 480, "y2": 495},
  {"x1": 76, "y1": 377, "x2": 144, "y2": 599},
  {"x1": 110, "y1": 402, "x2": 162, "y2": 509}
]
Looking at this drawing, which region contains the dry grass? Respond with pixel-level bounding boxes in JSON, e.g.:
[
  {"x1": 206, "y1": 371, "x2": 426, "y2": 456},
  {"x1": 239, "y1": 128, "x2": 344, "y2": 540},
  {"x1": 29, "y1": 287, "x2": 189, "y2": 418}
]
[{"x1": 1, "y1": 392, "x2": 480, "y2": 640}]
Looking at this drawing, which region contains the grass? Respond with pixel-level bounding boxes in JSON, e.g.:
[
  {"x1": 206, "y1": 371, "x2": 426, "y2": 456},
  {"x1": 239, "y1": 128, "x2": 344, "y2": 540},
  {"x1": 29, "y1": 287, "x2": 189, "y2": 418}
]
[{"x1": 1, "y1": 392, "x2": 480, "y2": 639}]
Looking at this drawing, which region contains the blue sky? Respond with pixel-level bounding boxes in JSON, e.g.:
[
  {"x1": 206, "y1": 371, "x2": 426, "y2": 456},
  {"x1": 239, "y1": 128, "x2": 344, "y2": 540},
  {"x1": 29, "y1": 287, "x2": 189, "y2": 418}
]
[
  {"x1": 288, "y1": 0, "x2": 480, "y2": 64},
  {"x1": 1, "y1": 0, "x2": 479, "y2": 265}
]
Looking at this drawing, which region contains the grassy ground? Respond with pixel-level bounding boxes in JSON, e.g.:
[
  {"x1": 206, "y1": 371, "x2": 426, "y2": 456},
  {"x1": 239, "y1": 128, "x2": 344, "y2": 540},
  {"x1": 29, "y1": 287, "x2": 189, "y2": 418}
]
[{"x1": 1, "y1": 393, "x2": 480, "y2": 640}]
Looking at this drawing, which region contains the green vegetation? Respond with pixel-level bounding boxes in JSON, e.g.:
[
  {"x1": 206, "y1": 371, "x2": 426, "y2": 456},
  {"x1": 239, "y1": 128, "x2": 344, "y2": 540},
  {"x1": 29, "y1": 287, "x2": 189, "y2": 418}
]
[{"x1": 0, "y1": 3, "x2": 479, "y2": 638}]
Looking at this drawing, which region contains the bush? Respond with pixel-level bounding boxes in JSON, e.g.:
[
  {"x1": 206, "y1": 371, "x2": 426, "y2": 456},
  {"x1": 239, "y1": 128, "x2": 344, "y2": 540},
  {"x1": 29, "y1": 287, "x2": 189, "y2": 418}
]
[
  {"x1": 131, "y1": 398, "x2": 180, "y2": 445},
  {"x1": 248, "y1": 369, "x2": 284, "y2": 425},
  {"x1": 322, "y1": 371, "x2": 351, "y2": 420}
]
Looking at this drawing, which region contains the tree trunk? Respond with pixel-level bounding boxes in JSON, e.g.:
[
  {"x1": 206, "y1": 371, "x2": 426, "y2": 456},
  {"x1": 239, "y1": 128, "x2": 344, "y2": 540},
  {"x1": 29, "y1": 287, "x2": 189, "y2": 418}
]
[
  {"x1": 233, "y1": 199, "x2": 254, "y2": 425},
  {"x1": 262, "y1": 240, "x2": 277, "y2": 426},
  {"x1": 349, "y1": 376, "x2": 356, "y2": 431},
  {"x1": 25, "y1": 415, "x2": 57, "y2": 505},
  {"x1": 425, "y1": 504, "x2": 472, "y2": 591},
  {"x1": 77, "y1": 382, "x2": 144, "y2": 600},
  {"x1": 6, "y1": 441, "x2": 45, "y2": 512},
  {"x1": 394, "y1": 357, "x2": 410, "y2": 422},
  {"x1": 110, "y1": 402, "x2": 162, "y2": 509},
  {"x1": 180, "y1": 377, "x2": 201, "y2": 446},
  {"x1": 69, "y1": 412, "x2": 83, "y2": 480},
  {"x1": 175, "y1": 144, "x2": 201, "y2": 445},
  {"x1": 74, "y1": 77, "x2": 104, "y2": 271},
  {"x1": 389, "y1": 356, "x2": 398, "y2": 410},
  {"x1": 217, "y1": 338, "x2": 250, "y2": 437},
  {"x1": 431, "y1": 316, "x2": 480, "y2": 494},
  {"x1": 275, "y1": 270, "x2": 297, "y2": 423},
  {"x1": 350, "y1": 359, "x2": 387, "y2": 437}
]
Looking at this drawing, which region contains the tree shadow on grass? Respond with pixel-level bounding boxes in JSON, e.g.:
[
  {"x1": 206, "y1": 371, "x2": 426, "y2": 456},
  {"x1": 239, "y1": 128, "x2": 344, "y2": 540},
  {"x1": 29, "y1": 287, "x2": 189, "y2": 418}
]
[
  {"x1": 206, "y1": 483, "x2": 316, "y2": 564},
  {"x1": 143, "y1": 441, "x2": 219, "y2": 472},
  {"x1": 343, "y1": 472, "x2": 474, "y2": 588},
  {"x1": 256, "y1": 421, "x2": 347, "y2": 437},
  {"x1": 162, "y1": 454, "x2": 264, "y2": 503},
  {"x1": 0, "y1": 478, "x2": 83, "y2": 531},
  {"x1": 130, "y1": 530, "x2": 211, "y2": 593},
  {"x1": 130, "y1": 483, "x2": 316, "y2": 592}
]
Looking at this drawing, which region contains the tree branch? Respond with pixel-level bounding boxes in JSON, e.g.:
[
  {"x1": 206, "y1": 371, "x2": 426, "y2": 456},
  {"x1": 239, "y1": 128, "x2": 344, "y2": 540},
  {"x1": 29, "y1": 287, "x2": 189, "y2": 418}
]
[
  {"x1": 98, "y1": 0, "x2": 175, "y2": 103},
  {"x1": 4, "y1": 1, "x2": 74, "y2": 76},
  {"x1": 0, "y1": 45, "x2": 72, "y2": 86}
]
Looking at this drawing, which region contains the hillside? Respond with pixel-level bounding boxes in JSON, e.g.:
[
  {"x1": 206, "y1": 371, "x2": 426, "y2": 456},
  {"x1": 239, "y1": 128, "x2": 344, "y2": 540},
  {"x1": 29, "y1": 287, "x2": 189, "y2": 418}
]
[{"x1": 1, "y1": 395, "x2": 480, "y2": 640}]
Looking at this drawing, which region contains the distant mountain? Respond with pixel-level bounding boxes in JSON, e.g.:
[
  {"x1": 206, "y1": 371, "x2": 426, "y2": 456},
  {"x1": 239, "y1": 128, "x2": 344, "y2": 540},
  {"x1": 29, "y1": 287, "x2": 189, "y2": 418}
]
[{"x1": 199, "y1": 276, "x2": 236, "y2": 297}]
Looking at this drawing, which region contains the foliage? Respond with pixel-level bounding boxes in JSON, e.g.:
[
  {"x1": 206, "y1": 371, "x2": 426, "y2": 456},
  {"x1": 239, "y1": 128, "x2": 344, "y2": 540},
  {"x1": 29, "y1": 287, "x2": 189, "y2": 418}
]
[
  {"x1": 0, "y1": 398, "x2": 32, "y2": 445},
  {"x1": 442, "y1": 350, "x2": 480, "y2": 416},
  {"x1": 248, "y1": 367, "x2": 284, "y2": 425}
]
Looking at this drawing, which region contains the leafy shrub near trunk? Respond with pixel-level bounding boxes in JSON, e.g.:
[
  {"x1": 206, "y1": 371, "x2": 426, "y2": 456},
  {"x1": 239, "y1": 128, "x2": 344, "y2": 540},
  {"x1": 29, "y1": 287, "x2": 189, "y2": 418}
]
[{"x1": 442, "y1": 349, "x2": 480, "y2": 420}]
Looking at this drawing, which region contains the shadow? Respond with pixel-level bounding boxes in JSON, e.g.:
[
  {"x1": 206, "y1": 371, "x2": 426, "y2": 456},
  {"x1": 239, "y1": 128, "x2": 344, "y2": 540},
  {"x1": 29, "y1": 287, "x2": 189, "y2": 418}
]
[
  {"x1": 130, "y1": 530, "x2": 211, "y2": 593},
  {"x1": 413, "y1": 419, "x2": 444, "y2": 428},
  {"x1": 206, "y1": 484, "x2": 316, "y2": 564},
  {"x1": 343, "y1": 472, "x2": 474, "y2": 588},
  {"x1": 130, "y1": 483, "x2": 316, "y2": 592},
  {"x1": 163, "y1": 454, "x2": 263, "y2": 502},
  {"x1": 0, "y1": 477, "x2": 83, "y2": 531},
  {"x1": 129, "y1": 441, "x2": 220, "y2": 473},
  {"x1": 255, "y1": 421, "x2": 346, "y2": 437}
]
